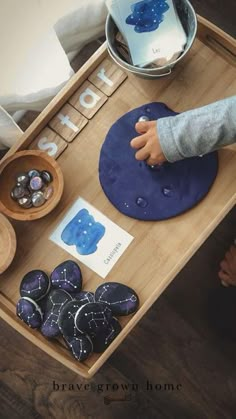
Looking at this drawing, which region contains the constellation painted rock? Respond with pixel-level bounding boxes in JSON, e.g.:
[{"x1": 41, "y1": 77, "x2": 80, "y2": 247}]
[
  {"x1": 91, "y1": 317, "x2": 122, "y2": 353},
  {"x1": 69, "y1": 290, "x2": 95, "y2": 304},
  {"x1": 20, "y1": 270, "x2": 50, "y2": 301},
  {"x1": 16, "y1": 297, "x2": 43, "y2": 329},
  {"x1": 41, "y1": 289, "x2": 72, "y2": 338},
  {"x1": 126, "y1": 0, "x2": 169, "y2": 33},
  {"x1": 66, "y1": 335, "x2": 93, "y2": 361},
  {"x1": 74, "y1": 302, "x2": 113, "y2": 335},
  {"x1": 50, "y1": 260, "x2": 83, "y2": 293},
  {"x1": 95, "y1": 282, "x2": 139, "y2": 316},
  {"x1": 61, "y1": 208, "x2": 106, "y2": 255},
  {"x1": 58, "y1": 300, "x2": 88, "y2": 340},
  {"x1": 58, "y1": 299, "x2": 94, "y2": 361}
]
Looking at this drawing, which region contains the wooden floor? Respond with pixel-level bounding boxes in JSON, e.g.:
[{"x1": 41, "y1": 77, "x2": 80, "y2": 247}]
[{"x1": 1, "y1": 2, "x2": 235, "y2": 419}]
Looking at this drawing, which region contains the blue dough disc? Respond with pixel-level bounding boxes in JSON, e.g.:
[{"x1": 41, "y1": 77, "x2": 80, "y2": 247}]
[{"x1": 99, "y1": 102, "x2": 218, "y2": 221}]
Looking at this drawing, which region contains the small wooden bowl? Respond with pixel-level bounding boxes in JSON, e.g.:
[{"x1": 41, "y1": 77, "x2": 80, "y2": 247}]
[
  {"x1": 0, "y1": 150, "x2": 64, "y2": 221},
  {"x1": 0, "y1": 213, "x2": 17, "y2": 274}
]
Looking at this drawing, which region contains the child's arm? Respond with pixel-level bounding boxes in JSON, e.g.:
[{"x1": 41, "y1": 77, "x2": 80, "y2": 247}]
[{"x1": 130, "y1": 96, "x2": 236, "y2": 165}]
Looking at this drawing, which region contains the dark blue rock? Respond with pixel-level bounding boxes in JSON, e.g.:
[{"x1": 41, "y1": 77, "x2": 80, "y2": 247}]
[
  {"x1": 99, "y1": 102, "x2": 218, "y2": 221},
  {"x1": 50, "y1": 260, "x2": 82, "y2": 293},
  {"x1": 61, "y1": 209, "x2": 105, "y2": 255},
  {"x1": 95, "y1": 282, "x2": 139, "y2": 316},
  {"x1": 41, "y1": 289, "x2": 72, "y2": 338},
  {"x1": 66, "y1": 335, "x2": 93, "y2": 361},
  {"x1": 70, "y1": 290, "x2": 95, "y2": 304},
  {"x1": 58, "y1": 300, "x2": 87, "y2": 339},
  {"x1": 16, "y1": 297, "x2": 43, "y2": 329},
  {"x1": 20, "y1": 270, "x2": 50, "y2": 301},
  {"x1": 91, "y1": 317, "x2": 122, "y2": 353},
  {"x1": 74, "y1": 302, "x2": 113, "y2": 335}
]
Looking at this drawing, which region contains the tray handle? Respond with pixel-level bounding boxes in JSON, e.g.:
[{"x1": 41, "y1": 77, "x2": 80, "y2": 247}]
[{"x1": 197, "y1": 15, "x2": 236, "y2": 66}]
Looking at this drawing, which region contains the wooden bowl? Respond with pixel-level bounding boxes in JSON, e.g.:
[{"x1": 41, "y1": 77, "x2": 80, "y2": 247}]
[
  {"x1": 0, "y1": 213, "x2": 17, "y2": 273},
  {"x1": 0, "y1": 150, "x2": 64, "y2": 221}
]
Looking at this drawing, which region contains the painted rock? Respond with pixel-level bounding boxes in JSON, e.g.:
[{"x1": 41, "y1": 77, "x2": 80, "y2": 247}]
[
  {"x1": 91, "y1": 317, "x2": 122, "y2": 353},
  {"x1": 95, "y1": 282, "x2": 139, "y2": 316},
  {"x1": 41, "y1": 289, "x2": 72, "y2": 338},
  {"x1": 50, "y1": 260, "x2": 83, "y2": 293},
  {"x1": 66, "y1": 335, "x2": 93, "y2": 361},
  {"x1": 20, "y1": 270, "x2": 50, "y2": 301},
  {"x1": 16, "y1": 297, "x2": 43, "y2": 329},
  {"x1": 74, "y1": 302, "x2": 113, "y2": 335},
  {"x1": 58, "y1": 300, "x2": 87, "y2": 339},
  {"x1": 70, "y1": 291, "x2": 95, "y2": 304}
]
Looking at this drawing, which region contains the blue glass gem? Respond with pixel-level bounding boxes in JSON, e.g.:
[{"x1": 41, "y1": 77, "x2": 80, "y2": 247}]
[
  {"x1": 28, "y1": 169, "x2": 40, "y2": 178},
  {"x1": 30, "y1": 176, "x2": 43, "y2": 191},
  {"x1": 162, "y1": 186, "x2": 173, "y2": 197},
  {"x1": 41, "y1": 170, "x2": 52, "y2": 184},
  {"x1": 11, "y1": 184, "x2": 26, "y2": 200},
  {"x1": 16, "y1": 172, "x2": 29, "y2": 187},
  {"x1": 136, "y1": 197, "x2": 148, "y2": 208},
  {"x1": 138, "y1": 115, "x2": 150, "y2": 122},
  {"x1": 31, "y1": 191, "x2": 46, "y2": 207}
]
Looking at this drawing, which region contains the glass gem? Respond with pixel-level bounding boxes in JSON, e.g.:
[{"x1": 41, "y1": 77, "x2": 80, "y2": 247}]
[{"x1": 136, "y1": 197, "x2": 148, "y2": 208}]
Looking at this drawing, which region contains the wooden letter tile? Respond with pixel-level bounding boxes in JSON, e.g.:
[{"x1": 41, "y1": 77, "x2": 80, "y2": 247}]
[
  {"x1": 88, "y1": 58, "x2": 127, "y2": 96},
  {"x1": 69, "y1": 81, "x2": 107, "y2": 119},
  {"x1": 28, "y1": 127, "x2": 67, "y2": 159},
  {"x1": 49, "y1": 103, "x2": 88, "y2": 143}
]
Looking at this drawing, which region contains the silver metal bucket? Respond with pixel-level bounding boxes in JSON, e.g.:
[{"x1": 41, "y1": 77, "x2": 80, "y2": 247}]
[{"x1": 105, "y1": 0, "x2": 197, "y2": 79}]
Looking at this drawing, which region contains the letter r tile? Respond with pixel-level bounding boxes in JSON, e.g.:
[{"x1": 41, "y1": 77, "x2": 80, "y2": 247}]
[
  {"x1": 49, "y1": 103, "x2": 88, "y2": 142},
  {"x1": 69, "y1": 81, "x2": 107, "y2": 119},
  {"x1": 88, "y1": 58, "x2": 127, "y2": 96},
  {"x1": 28, "y1": 127, "x2": 68, "y2": 159}
]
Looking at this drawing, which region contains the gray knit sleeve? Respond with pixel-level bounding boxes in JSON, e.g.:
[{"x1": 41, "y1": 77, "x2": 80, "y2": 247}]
[{"x1": 157, "y1": 96, "x2": 236, "y2": 162}]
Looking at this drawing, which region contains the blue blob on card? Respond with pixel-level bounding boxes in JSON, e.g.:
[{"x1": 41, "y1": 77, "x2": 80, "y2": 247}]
[
  {"x1": 61, "y1": 209, "x2": 106, "y2": 255},
  {"x1": 126, "y1": 0, "x2": 169, "y2": 33}
]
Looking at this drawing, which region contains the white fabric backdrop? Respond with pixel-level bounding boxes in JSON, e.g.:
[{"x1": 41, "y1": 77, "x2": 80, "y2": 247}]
[{"x1": 0, "y1": 0, "x2": 107, "y2": 150}]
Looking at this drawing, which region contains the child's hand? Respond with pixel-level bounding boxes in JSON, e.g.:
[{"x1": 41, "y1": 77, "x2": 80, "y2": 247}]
[{"x1": 130, "y1": 121, "x2": 166, "y2": 165}]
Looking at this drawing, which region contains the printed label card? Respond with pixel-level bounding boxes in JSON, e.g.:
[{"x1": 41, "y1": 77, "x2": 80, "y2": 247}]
[
  {"x1": 106, "y1": 0, "x2": 187, "y2": 67},
  {"x1": 50, "y1": 197, "x2": 134, "y2": 278}
]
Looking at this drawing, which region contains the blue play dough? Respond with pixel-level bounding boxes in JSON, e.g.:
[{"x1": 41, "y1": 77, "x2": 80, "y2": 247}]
[
  {"x1": 126, "y1": 0, "x2": 169, "y2": 33},
  {"x1": 61, "y1": 209, "x2": 105, "y2": 255},
  {"x1": 98, "y1": 102, "x2": 218, "y2": 221}
]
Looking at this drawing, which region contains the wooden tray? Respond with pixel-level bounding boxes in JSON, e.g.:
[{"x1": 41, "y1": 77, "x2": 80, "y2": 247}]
[{"x1": 0, "y1": 16, "x2": 235, "y2": 379}]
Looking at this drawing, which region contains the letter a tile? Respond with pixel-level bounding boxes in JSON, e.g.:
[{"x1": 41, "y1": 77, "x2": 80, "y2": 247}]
[
  {"x1": 49, "y1": 103, "x2": 88, "y2": 143},
  {"x1": 69, "y1": 81, "x2": 107, "y2": 119},
  {"x1": 88, "y1": 58, "x2": 127, "y2": 96},
  {"x1": 28, "y1": 127, "x2": 67, "y2": 159}
]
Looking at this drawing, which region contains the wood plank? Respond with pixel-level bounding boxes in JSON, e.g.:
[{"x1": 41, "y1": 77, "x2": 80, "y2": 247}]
[
  {"x1": 68, "y1": 80, "x2": 108, "y2": 119},
  {"x1": 88, "y1": 57, "x2": 127, "y2": 96},
  {"x1": 28, "y1": 127, "x2": 68, "y2": 159},
  {"x1": 49, "y1": 103, "x2": 88, "y2": 143}
]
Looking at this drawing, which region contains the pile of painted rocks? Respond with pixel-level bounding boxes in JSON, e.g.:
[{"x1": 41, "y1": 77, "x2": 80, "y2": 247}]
[{"x1": 16, "y1": 260, "x2": 139, "y2": 362}]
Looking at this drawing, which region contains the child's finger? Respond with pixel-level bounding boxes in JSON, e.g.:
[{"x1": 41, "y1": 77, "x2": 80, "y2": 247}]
[
  {"x1": 146, "y1": 156, "x2": 160, "y2": 166},
  {"x1": 135, "y1": 145, "x2": 150, "y2": 161},
  {"x1": 135, "y1": 121, "x2": 150, "y2": 134},
  {"x1": 130, "y1": 134, "x2": 148, "y2": 149}
]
